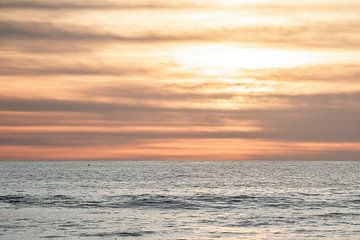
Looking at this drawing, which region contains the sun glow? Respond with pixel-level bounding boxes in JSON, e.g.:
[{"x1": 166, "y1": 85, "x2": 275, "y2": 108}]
[
  {"x1": 213, "y1": 0, "x2": 272, "y2": 5},
  {"x1": 172, "y1": 45, "x2": 328, "y2": 76}
]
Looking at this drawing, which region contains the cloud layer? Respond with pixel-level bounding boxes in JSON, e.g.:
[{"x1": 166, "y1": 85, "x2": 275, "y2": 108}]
[{"x1": 1, "y1": 0, "x2": 360, "y2": 160}]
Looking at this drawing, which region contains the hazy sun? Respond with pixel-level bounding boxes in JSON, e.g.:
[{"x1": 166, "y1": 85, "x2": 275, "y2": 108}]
[
  {"x1": 172, "y1": 44, "x2": 328, "y2": 76},
  {"x1": 214, "y1": 0, "x2": 271, "y2": 5}
]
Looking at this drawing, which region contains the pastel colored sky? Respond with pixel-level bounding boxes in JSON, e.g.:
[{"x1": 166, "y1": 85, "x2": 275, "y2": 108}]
[{"x1": 1, "y1": 0, "x2": 359, "y2": 160}]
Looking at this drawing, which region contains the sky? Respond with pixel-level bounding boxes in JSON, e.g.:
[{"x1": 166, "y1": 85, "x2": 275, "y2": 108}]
[{"x1": 0, "y1": 0, "x2": 359, "y2": 160}]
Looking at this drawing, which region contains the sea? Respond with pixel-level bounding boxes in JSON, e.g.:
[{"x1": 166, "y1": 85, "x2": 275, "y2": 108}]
[{"x1": 1, "y1": 161, "x2": 360, "y2": 240}]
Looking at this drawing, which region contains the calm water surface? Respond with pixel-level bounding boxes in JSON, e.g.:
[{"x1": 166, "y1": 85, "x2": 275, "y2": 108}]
[{"x1": 1, "y1": 161, "x2": 360, "y2": 239}]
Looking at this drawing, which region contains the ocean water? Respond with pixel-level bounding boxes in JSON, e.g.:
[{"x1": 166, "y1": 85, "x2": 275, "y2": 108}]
[{"x1": 1, "y1": 161, "x2": 360, "y2": 240}]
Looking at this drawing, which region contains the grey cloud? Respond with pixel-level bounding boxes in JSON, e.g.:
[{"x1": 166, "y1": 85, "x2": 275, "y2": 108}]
[
  {"x1": 1, "y1": 96, "x2": 360, "y2": 143},
  {"x1": 0, "y1": 20, "x2": 205, "y2": 43},
  {"x1": 241, "y1": 64, "x2": 360, "y2": 82},
  {"x1": 258, "y1": 91, "x2": 360, "y2": 107},
  {"x1": 84, "y1": 85, "x2": 236, "y2": 102},
  {"x1": 0, "y1": 130, "x2": 262, "y2": 147},
  {"x1": 2, "y1": 1, "x2": 360, "y2": 13},
  {"x1": 0, "y1": 0, "x2": 116, "y2": 10},
  {"x1": 0, "y1": 96, "x2": 232, "y2": 126},
  {"x1": 0, "y1": 131, "x2": 143, "y2": 147},
  {"x1": 1, "y1": 20, "x2": 360, "y2": 49},
  {"x1": 0, "y1": 97, "x2": 226, "y2": 128},
  {"x1": 85, "y1": 84, "x2": 360, "y2": 108},
  {"x1": 0, "y1": 40, "x2": 94, "y2": 53},
  {"x1": 0, "y1": 58, "x2": 151, "y2": 76},
  {"x1": 0, "y1": 97, "x2": 170, "y2": 113},
  {"x1": 0, "y1": 113, "x2": 90, "y2": 127},
  {"x1": 0, "y1": 20, "x2": 126, "y2": 42},
  {"x1": 254, "y1": 108, "x2": 360, "y2": 142},
  {"x1": 0, "y1": 0, "x2": 201, "y2": 10}
]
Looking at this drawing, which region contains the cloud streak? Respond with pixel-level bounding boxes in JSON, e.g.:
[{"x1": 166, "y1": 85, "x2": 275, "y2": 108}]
[
  {"x1": 0, "y1": 0, "x2": 117, "y2": 10},
  {"x1": 0, "y1": 0, "x2": 205, "y2": 10},
  {"x1": 2, "y1": 0, "x2": 360, "y2": 12},
  {"x1": 1, "y1": 20, "x2": 360, "y2": 50},
  {"x1": 1, "y1": 94, "x2": 360, "y2": 144}
]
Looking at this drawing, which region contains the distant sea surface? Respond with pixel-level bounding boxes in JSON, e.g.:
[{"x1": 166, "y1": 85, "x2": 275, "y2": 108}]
[{"x1": 1, "y1": 161, "x2": 360, "y2": 240}]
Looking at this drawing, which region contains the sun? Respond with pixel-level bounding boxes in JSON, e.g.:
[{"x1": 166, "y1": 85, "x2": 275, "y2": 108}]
[
  {"x1": 171, "y1": 44, "x2": 328, "y2": 76},
  {"x1": 214, "y1": 0, "x2": 271, "y2": 5}
]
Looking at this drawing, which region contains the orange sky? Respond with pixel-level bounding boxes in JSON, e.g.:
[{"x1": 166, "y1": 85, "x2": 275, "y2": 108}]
[{"x1": 1, "y1": 0, "x2": 360, "y2": 160}]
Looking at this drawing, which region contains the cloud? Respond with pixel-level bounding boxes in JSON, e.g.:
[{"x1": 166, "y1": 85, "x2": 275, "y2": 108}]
[
  {"x1": 2, "y1": 0, "x2": 360, "y2": 12},
  {"x1": 0, "y1": 20, "x2": 125, "y2": 42},
  {"x1": 2, "y1": 53, "x2": 360, "y2": 84},
  {"x1": 240, "y1": 64, "x2": 360, "y2": 82},
  {"x1": 0, "y1": 57, "x2": 151, "y2": 76},
  {"x1": 1, "y1": 20, "x2": 359, "y2": 50},
  {"x1": 84, "y1": 83, "x2": 360, "y2": 108},
  {"x1": 0, "y1": 0, "x2": 117, "y2": 10},
  {"x1": 0, "y1": 96, "x2": 169, "y2": 113},
  {"x1": 1, "y1": 0, "x2": 360, "y2": 160},
  {"x1": 249, "y1": 2, "x2": 360, "y2": 14},
  {"x1": 0, "y1": 0, "x2": 202, "y2": 10},
  {"x1": 84, "y1": 85, "x2": 236, "y2": 102},
  {"x1": 1, "y1": 95, "x2": 360, "y2": 144},
  {"x1": 257, "y1": 91, "x2": 360, "y2": 107}
]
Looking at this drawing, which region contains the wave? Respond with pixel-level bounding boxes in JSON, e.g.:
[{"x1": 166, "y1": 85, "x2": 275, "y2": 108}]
[
  {"x1": 315, "y1": 212, "x2": 360, "y2": 218},
  {"x1": 78, "y1": 230, "x2": 154, "y2": 237},
  {"x1": 1, "y1": 193, "x2": 358, "y2": 211}
]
